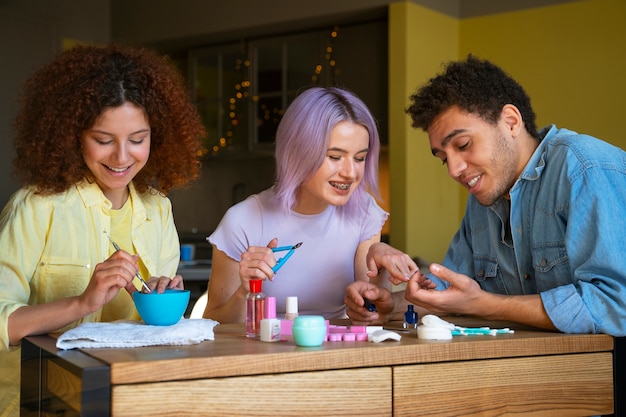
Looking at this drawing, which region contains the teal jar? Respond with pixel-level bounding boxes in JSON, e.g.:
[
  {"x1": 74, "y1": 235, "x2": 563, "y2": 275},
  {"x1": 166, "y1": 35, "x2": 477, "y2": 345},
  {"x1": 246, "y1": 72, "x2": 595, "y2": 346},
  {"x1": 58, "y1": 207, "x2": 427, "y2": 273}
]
[{"x1": 292, "y1": 315, "x2": 327, "y2": 347}]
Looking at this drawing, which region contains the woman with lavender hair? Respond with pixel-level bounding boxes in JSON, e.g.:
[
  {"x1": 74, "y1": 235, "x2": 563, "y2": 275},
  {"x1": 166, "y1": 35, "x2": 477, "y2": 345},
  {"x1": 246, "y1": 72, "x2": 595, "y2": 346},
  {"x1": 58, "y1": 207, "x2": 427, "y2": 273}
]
[{"x1": 204, "y1": 86, "x2": 419, "y2": 323}]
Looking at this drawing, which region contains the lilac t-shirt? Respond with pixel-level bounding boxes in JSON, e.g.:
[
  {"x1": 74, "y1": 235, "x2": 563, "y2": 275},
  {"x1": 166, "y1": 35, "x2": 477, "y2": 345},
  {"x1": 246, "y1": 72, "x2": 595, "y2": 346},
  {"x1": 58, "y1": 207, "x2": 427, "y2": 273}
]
[{"x1": 208, "y1": 188, "x2": 388, "y2": 319}]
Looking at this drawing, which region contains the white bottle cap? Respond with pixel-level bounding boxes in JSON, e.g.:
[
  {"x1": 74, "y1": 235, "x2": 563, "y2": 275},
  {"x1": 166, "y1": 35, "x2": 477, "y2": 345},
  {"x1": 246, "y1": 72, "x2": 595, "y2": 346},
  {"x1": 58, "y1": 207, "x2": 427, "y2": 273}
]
[{"x1": 286, "y1": 296, "x2": 298, "y2": 314}]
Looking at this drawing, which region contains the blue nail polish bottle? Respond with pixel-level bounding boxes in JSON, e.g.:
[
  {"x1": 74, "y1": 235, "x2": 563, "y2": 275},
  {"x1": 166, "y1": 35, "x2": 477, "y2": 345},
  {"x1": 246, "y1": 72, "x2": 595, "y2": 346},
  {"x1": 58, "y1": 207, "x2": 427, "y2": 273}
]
[{"x1": 403, "y1": 305, "x2": 418, "y2": 329}]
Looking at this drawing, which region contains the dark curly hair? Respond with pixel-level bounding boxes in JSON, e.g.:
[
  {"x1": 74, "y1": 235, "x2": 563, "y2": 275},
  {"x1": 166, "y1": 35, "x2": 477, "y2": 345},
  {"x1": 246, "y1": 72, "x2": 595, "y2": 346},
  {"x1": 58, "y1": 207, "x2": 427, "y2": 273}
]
[
  {"x1": 13, "y1": 43, "x2": 206, "y2": 195},
  {"x1": 406, "y1": 55, "x2": 539, "y2": 140}
]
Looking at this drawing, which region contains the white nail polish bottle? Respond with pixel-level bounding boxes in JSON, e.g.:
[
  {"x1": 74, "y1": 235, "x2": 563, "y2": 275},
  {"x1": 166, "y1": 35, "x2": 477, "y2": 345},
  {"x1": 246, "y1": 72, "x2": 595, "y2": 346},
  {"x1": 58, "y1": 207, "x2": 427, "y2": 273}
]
[
  {"x1": 285, "y1": 296, "x2": 298, "y2": 320},
  {"x1": 260, "y1": 296, "x2": 281, "y2": 342}
]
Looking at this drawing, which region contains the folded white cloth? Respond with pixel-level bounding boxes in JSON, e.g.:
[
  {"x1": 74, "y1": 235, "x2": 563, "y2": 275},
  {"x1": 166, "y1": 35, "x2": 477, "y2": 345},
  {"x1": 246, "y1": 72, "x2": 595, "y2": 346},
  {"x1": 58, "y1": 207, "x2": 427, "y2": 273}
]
[{"x1": 56, "y1": 318, "x2": 219, "y2": 350}]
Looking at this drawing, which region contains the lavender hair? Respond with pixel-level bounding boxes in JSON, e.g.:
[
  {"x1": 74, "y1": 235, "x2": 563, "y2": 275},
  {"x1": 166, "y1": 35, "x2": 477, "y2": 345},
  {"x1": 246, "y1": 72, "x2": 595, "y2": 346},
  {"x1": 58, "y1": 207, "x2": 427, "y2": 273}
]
[{"x1": 274, "y1": 86, "x2": 381, "y2": 218}]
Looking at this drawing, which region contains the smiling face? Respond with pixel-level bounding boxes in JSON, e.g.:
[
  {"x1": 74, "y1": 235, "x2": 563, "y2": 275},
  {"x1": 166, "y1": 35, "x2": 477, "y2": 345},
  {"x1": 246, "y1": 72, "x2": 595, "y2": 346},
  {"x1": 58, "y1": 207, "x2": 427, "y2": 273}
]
[
  {"x1": 81, "y1": 102, "x2": 151, "y2": 209},
  {"x1": 428, "y1": 105, "x2": 525, "y2": 206},
  {"x1": 294, "y1": 121, "x2": 369, "y2": 214}
]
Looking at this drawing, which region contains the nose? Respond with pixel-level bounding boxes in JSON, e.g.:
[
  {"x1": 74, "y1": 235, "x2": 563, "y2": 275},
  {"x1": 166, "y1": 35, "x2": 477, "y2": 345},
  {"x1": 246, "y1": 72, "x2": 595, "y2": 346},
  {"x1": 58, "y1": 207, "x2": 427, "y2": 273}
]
[
  {"x1": 111, "y1": 142, "x2": 129, "y2": 164},
  {"x1": 446, "y1": 153, "x2": 467, "y2": 180},
  {"x1": 339, "y1": 158, "x2": 357, "y2": 179}
]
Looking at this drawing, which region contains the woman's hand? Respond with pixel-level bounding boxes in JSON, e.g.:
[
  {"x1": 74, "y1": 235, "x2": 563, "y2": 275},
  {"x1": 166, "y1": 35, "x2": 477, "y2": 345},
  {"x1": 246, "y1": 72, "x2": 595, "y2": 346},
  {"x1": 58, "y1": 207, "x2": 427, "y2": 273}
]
[
  {"x1": 79, "y1": 250, "x2": 139, "y2": 314},
  {"x1": 365, "y1": 242, "x2": 420, "y2": 285},
  {"x1": 238, "y1": 238, "x2": 279, "y2": 291},
  {"x1": 147, "y1": 274, "x2": 184, "y2": 293},
  {"x1": 344, "y1": 281, "x2": 395, "y2": 325}
]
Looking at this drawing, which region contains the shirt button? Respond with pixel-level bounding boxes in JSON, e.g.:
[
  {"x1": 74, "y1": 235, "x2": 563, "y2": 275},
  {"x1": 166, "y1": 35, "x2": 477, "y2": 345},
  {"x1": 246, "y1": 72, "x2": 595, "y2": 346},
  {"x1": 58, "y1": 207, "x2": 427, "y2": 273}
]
[
  {"x1": 477, "y1": 270, "x2": 485, "y2": 278},
  {"x1": 540, "y1": 259, "x2": 547, "y2": 267},
  {"x1": 524, "y1": 273, "x2": 531, "y2": 280}
]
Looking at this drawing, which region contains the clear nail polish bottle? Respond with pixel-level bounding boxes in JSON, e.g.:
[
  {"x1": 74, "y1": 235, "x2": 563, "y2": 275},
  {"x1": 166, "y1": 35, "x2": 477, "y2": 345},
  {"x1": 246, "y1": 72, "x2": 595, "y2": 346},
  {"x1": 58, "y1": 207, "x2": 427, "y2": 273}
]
[{"x1": 246, "y1": 279, "x2": 265, "y2": 338}]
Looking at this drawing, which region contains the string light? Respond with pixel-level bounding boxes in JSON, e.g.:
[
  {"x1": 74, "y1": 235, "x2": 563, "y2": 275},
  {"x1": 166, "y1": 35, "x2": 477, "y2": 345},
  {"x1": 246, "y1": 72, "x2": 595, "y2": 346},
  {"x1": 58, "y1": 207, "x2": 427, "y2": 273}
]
[
  {"x1": 311, "y1": 25, "x2": 340, "y2": 84},
  {"x1": 201, "y1": 26, "x2": 340, "y2": 156}
]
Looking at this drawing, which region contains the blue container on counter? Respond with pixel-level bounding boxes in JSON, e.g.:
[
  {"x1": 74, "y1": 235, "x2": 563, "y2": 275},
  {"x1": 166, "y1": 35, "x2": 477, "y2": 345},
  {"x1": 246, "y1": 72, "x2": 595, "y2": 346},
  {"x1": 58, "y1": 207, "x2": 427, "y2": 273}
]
[{"x1": 292, "y1": 315, "x2": 327, "y2": 347}]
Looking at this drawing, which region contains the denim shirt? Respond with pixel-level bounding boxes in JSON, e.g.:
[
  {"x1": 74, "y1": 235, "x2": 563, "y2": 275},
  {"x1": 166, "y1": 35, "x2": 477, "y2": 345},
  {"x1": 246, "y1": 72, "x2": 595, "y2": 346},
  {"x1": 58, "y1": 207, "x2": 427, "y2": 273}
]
[{"x1": 433, "y1": 125, "x2": 626, "y2": 336}]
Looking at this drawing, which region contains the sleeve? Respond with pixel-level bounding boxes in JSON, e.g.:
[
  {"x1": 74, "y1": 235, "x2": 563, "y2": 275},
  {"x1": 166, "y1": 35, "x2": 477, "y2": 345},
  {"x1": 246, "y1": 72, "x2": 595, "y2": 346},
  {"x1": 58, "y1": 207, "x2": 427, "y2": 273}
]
[
  {"x1": 208, "y1": 196, "x2": 263, "y2": 262},
  {"x1": 541, "y1": 162, "x2": 626, "y2": 335},
  {"x1": 360, "y1": 194, "x2": 389, "y2": 242},
  {"x1": 0, "y1": 189, "x2": 48, "y2": 350}
]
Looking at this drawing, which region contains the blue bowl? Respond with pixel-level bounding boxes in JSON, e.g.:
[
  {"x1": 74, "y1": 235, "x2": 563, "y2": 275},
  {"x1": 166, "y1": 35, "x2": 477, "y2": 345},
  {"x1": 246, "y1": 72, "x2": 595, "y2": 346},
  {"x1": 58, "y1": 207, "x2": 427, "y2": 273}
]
[{"x1": 133, "y1": 289, "x2": 190, "y2": 326}]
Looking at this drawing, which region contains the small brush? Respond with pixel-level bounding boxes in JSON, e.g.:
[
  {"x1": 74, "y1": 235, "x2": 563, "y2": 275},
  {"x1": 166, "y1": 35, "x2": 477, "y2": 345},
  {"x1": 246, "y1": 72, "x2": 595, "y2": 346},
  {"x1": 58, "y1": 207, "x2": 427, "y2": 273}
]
[{"x1": 105, "y1": 232, "x2": 152, "y2": 293}]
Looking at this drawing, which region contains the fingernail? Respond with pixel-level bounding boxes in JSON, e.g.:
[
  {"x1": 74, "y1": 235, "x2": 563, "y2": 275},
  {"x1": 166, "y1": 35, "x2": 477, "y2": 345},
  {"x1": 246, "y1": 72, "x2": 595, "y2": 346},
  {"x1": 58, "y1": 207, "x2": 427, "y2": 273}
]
[{"x1": 432, "y1": 264, "x2": 440, "y2": 273}]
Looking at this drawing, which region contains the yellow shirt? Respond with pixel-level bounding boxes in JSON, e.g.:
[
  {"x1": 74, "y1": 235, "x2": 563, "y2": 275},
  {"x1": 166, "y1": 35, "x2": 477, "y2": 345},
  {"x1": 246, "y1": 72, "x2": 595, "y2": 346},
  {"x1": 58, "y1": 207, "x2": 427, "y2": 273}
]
[{"x1": 0, "y1": 180, "x2": 180, "y2": 417}]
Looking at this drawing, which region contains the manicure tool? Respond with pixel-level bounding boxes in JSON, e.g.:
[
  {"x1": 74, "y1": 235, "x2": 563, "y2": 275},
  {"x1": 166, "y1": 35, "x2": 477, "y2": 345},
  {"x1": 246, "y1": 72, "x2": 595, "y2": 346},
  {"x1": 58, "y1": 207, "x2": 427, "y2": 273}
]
[
  {"x1": 105, "y1": 233, "x2": 152, "y2": 293},
  {"x1": 421, "y1": 314, "x2": 514, "y2": 336},
  {"x1": 451, "y1": 327, "x2": 514, "y2": 336},
  {"x1": 271, "y1": 242, "x2": 303, "y2": 273}
]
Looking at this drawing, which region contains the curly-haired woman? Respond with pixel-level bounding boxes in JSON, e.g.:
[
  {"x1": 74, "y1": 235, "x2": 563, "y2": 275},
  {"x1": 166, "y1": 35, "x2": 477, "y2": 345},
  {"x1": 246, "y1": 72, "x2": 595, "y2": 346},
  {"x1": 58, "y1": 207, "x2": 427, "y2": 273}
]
[{"x1": 0, "y1": 44, "x2": 205, "y2": 415}]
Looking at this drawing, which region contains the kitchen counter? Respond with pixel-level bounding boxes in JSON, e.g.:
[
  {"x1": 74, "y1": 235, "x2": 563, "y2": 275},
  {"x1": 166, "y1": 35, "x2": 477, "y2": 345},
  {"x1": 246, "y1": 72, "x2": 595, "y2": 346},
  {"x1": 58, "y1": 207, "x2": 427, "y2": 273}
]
[{"x1": 176, "y1": 260, "x2": 212, "y2": 281}]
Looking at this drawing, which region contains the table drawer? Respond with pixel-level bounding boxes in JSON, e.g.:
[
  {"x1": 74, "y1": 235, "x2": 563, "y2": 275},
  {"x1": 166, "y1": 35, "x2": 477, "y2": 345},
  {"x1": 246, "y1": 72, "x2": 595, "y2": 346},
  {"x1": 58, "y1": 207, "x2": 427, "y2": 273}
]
[
  {"x1": 393, "y1": 352, "x2": 613, "y2": 416},
  {"x1": 112, "y1": 367, "x2": 392, "y2": 416}
]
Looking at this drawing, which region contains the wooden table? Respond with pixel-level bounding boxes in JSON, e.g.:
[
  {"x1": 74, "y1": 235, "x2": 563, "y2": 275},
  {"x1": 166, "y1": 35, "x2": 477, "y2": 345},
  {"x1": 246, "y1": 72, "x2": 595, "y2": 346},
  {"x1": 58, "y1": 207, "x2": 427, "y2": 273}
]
[{"x1": 21, "y1": 318, "x2": 617, "y2": 416}]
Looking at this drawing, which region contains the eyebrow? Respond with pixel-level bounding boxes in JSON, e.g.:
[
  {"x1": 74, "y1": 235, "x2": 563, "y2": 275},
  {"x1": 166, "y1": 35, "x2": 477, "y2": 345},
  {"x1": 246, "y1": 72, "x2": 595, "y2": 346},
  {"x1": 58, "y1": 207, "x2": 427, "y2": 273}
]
[
  {"x1": 327, "y1": 147, "x2": 369, "y2": 154},
  {"x1": 89, "y1": 128, "x2": 150, "y2": 136},
  {"x1": 430, "y1": 128, "x2": 466, "y2": 156}
]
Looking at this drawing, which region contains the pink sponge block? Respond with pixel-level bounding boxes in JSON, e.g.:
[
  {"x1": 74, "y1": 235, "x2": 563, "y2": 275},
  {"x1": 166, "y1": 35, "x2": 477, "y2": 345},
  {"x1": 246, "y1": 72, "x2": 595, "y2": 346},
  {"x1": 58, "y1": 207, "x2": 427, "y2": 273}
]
[
  {"x1": 281, "y1": 321, "x2": 380, "y2": 342},
  {"x1": 280, "y1": 319, "x2": 293, "y2": 336},
  {"x1": 325, "y1": 325, "x2": 372, "y2": 342}
]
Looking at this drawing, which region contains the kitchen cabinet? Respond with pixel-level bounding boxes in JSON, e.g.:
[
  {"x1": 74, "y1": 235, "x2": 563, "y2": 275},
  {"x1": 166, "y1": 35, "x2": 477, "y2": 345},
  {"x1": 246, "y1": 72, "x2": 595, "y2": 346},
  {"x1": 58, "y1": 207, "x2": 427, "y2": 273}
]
[{"x1": 186, "y1": 20, "x2": 388, "y2": 158}]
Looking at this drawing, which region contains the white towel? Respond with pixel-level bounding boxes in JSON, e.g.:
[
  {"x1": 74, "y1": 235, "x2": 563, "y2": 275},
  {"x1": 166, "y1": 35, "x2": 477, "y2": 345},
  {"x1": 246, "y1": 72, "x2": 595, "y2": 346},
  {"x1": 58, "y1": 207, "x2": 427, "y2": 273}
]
[{"x1": 56, "y1": 318, "x2": 219, "y2": 350}]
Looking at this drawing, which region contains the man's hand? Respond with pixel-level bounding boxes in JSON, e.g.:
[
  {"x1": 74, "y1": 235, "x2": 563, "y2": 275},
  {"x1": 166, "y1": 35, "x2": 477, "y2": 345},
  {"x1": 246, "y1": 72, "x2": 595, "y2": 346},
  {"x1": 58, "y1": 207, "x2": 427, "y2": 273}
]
[{"x1": 405, "y1": 263, "x2": 483, "y2": 315}]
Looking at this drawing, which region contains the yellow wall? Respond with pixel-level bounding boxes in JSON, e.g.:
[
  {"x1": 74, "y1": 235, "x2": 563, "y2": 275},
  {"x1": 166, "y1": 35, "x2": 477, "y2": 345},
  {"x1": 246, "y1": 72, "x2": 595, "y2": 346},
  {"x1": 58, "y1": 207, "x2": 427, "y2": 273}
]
[
  {"x1": 388, "y1": 0, "x2": 626, "y2": 262},
  {"x1": 388, "y1": 2, "x2": 461, "y2": 262},
  {"x1": 460, "y1": 0, "x2": 626, "y2": 150}
]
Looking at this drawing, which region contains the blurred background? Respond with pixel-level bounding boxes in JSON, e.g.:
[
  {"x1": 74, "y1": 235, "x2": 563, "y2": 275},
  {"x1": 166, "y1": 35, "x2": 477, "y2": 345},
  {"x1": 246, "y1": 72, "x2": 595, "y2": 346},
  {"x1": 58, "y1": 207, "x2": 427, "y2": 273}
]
[{"x1": 1, "y1": 0, "x2": 625, "y2": 266}]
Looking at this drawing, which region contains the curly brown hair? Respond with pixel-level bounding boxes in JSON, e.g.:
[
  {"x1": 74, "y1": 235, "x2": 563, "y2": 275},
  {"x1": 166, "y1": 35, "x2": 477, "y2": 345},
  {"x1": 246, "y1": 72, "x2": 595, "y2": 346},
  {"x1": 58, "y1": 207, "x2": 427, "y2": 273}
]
[
  {"x1": 406, "y1": 55, "x2": 539, "y2": 141},
  {"x1": 13, "y1": 43, "x2": 206, "y2": 195}
]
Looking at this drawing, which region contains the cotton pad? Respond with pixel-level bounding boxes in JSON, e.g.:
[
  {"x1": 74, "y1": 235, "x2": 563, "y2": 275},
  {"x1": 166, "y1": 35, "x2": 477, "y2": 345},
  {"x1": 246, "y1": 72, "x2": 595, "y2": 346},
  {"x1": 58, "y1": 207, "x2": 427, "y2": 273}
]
[{"x1": 368, "y1": 329, "x2": 402, "y2": 342}]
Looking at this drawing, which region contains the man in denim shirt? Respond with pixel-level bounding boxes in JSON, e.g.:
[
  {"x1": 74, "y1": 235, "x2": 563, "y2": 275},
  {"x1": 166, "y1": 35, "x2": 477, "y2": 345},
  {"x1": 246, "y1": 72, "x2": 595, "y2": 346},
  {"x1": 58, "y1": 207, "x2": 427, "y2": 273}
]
[{"x1": 345, "y1": 55, "x2": 626, "y2": 336}]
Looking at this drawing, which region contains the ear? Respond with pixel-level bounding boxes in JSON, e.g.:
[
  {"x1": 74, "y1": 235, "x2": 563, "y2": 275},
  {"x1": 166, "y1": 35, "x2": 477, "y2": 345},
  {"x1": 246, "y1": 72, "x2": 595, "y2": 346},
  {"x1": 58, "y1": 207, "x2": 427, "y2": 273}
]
[{"x1": 500, "y1": 104, "x2": 523, "y2": 138}]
